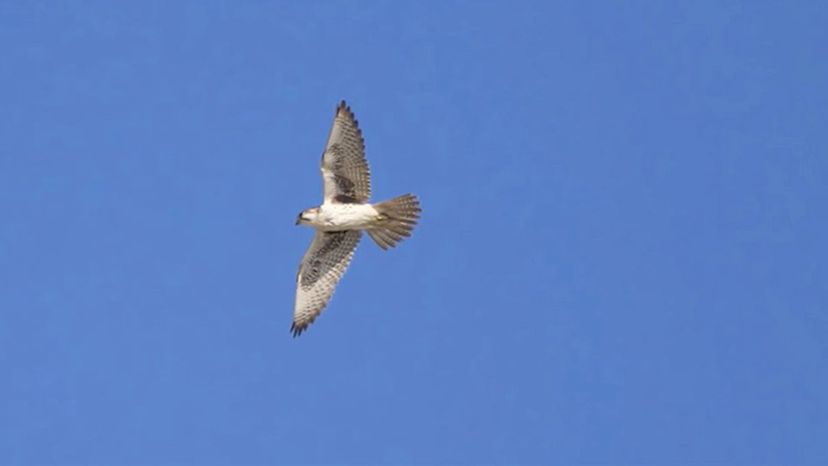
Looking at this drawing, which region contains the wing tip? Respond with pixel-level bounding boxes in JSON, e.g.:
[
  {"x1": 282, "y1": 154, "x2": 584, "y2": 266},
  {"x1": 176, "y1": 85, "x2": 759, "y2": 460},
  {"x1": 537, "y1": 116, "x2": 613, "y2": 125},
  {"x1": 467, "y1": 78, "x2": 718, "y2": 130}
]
[
  {"x1": 291, "y1": 321, "x2": 308, "y2": 337},
  {"x1": 337, "y1": 99, "x2": 349, "y2": 114},
  {"x1": 336, "y1": 100, "x2": 358, "y2": 122},
  {"x1": 332, "y1": 99, "x2": 365, "y2": 149}
]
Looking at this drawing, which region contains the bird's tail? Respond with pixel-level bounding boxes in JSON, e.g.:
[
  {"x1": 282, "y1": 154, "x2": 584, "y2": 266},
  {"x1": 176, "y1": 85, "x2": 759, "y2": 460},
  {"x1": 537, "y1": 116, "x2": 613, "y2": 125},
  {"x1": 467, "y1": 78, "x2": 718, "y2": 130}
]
[{"x1": 367, "y1": 194, "x2": 421, "y2": 250}]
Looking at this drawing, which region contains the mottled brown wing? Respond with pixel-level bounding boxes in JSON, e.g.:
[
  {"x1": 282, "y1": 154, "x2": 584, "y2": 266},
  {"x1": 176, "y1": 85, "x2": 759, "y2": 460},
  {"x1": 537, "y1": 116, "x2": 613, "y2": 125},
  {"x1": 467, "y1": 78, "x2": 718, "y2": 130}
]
[
  {"x1": 320, "y1": 101, "x2": 371, "y2": 203},
  {"x1": 292, "y1": 230, "x2": 362, "y2": 336}
]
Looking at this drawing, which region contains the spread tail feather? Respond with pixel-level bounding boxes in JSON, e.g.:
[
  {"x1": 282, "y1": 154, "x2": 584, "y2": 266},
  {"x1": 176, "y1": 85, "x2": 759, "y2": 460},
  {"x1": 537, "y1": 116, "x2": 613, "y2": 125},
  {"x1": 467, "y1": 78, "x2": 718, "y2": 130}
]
[{"x1": 367, "y1": 194, "x2": 421, "y2": 250}]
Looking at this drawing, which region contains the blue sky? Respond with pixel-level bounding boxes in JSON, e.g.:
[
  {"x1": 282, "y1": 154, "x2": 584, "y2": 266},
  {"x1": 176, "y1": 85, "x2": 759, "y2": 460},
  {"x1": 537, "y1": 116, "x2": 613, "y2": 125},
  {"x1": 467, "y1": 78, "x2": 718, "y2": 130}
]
[{"x1": 1, "y1": 1, "x2": 826, "y2": 464}]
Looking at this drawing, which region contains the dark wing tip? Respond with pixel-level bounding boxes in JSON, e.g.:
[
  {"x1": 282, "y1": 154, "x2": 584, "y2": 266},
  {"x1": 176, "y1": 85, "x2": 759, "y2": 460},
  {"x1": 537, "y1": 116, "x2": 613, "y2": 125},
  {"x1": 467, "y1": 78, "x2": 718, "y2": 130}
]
[
  {"x1": 291, "y1": 321, "x2": 307, "y2": 337},
  {"x1": 333, "y1": 100, "x2": 365, "y2": 150},
  {"x1": 336, "y1": 100, "x2": 358, "y2": 122},
  {"x1": 337, "y1": 100, "x2": 355, "y2": 120}
]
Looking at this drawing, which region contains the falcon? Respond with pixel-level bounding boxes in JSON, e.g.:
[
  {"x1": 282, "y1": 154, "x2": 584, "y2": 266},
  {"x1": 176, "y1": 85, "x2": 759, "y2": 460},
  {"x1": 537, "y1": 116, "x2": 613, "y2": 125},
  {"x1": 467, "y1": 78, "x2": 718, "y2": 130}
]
[{"x1": 291, "y1": 101, "x2": 421, "y2": 336}]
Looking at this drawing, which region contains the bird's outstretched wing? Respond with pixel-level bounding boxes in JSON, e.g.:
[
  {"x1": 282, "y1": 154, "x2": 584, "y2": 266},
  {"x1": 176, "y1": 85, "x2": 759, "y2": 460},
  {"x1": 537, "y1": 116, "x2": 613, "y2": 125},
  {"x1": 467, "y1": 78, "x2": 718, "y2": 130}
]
[
  {"x1": 320, "y1": 101, "x2": 371, "y2": 203},
  {"x1": 292, "y1": 230, "x2": 362, "y2": 336}
]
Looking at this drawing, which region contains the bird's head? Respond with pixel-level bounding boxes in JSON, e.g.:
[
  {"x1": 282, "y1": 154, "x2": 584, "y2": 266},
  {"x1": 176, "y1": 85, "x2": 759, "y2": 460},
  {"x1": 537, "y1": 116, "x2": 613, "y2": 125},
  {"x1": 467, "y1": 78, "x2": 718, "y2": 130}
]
[{"x1": 296, "y1": 207, "x2": 320, "y2": 226}]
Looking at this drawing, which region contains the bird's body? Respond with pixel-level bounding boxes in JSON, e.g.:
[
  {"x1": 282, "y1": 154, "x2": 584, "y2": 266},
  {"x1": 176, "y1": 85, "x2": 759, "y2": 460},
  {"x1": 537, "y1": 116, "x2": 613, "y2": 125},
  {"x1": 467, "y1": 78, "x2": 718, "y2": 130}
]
[
  {"x1": 291, "y1": 101, "x2": 421, "y2": 336},
  {"x1": 298, "y1": 202, "x2": 380, "y2": 231}
]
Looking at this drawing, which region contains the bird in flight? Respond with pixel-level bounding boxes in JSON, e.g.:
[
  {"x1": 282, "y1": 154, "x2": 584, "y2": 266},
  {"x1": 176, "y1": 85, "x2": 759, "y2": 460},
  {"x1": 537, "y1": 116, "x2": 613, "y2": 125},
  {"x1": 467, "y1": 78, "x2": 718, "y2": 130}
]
[{"x1": 292, "y1": 101, "x2": 421, "y2": 336}]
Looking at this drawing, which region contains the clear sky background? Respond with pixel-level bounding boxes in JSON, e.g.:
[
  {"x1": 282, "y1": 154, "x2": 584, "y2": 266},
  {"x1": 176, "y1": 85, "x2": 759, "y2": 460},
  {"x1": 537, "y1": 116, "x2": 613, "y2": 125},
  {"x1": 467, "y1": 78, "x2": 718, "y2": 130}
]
[{"x1": 1, "y1": 2, "x2": 826, "y2": 465}]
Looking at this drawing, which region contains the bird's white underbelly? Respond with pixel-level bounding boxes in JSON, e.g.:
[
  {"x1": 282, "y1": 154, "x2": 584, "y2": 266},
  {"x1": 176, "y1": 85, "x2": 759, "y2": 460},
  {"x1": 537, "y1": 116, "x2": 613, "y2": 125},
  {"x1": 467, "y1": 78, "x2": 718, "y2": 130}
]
[{"x1": 314, "y1": 203, "x2": 378, "y2": 231}]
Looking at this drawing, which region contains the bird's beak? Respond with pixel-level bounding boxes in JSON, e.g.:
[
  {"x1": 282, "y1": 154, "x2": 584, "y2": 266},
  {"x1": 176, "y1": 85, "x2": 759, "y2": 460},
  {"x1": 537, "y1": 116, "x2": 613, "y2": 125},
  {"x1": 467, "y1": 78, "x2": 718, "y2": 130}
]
[{"x1": 295, "y1": 215, "x2": 302, "y2": 225}]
